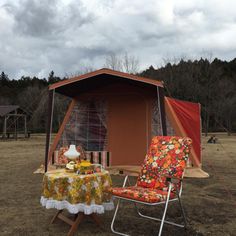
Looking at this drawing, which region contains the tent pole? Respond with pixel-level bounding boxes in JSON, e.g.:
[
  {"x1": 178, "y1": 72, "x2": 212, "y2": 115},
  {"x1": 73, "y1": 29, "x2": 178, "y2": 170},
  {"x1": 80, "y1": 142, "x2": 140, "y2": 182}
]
[
  {"x1": 48, "y1": 99, "x2": 76, "y2": 162},
  {"x1": 45, "y1": 89, "x2": 54, "y2": 172},
  {"x1": 199, "y1": 103, "x2": 202, "y2": 166},
  {"x1": 157, "y1": 86, "x2": 167, "y2": 135}
]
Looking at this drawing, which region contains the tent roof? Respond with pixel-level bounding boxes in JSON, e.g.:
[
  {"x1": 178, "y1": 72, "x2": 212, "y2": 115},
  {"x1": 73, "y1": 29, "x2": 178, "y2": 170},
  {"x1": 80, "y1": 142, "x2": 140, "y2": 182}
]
[
  {"x1": 49, "y1": 68, "x2": 163, "y2": 98},
  {"x1": 0, "y1": 105, "x2": 29, "y2": 117},
  {"x1": 0, "y1": 105, "x2": 19, "y2": 117}
]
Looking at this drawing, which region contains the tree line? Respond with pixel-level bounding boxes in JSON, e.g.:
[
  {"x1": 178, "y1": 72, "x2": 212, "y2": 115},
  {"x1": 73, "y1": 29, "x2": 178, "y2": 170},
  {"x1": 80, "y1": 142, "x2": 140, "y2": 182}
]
[
  {"x1": 0, "y1": 71, "x2": 70, "y2": 133},
  {"x1": 0, "y1": 57, "x2": 236, "y2": 133},
  {"x1": 140, "y1": 58, "x2": 236, "y2": 134}
]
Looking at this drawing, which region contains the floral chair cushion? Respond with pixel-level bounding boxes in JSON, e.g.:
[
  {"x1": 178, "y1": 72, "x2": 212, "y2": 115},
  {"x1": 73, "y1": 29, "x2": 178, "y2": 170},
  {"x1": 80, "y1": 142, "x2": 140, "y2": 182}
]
[
  {"x1": 137, "y1": 136, "x2": 192, "y2": 189},
  {"x1": 110, "y1": 186, "x2": 175, "y2": 203}
]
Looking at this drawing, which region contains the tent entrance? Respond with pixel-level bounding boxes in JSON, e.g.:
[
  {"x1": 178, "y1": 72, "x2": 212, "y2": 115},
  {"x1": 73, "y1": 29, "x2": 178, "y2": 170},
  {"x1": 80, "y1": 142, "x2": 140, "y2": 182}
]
[{"x1": 108, "y1": 95, "x2": 149, "y2": 166}]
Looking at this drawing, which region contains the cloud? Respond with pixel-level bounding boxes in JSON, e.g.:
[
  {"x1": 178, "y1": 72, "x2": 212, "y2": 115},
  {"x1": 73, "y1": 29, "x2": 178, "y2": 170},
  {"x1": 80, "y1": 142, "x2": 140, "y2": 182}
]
[
  {"x1": 0, "y1": 0, "x2": 236, "y2": 79},
  {"x1": 5, "y1": 0, "x2": 94, "y2": 37},
  {"x1": 9, "y1": 0, "x2": 58, "y2": 37}
]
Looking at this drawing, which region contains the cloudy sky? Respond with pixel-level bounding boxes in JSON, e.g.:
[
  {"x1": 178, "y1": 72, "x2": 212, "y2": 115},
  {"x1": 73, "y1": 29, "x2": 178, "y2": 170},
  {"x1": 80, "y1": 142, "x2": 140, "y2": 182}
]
[{"x1": 1, "y1": 0, "x2": 236, "y2": 79}]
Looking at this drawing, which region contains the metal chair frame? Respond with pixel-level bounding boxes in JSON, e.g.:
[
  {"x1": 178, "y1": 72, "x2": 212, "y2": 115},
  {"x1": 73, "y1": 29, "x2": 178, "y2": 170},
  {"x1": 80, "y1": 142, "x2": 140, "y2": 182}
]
[{"x1": 111, "y1": 174, "x2": 187, "y2": 236}]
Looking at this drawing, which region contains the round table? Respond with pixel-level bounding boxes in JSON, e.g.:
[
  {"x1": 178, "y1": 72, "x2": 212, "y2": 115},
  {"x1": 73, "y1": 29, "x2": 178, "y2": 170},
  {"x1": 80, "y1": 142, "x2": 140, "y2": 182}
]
[
  {"x1": 41, "y1": 168, "x2": 114, "y2": 214},
  {"x1": 40, "y1": 169, "x2": 114, "y2": 236}
]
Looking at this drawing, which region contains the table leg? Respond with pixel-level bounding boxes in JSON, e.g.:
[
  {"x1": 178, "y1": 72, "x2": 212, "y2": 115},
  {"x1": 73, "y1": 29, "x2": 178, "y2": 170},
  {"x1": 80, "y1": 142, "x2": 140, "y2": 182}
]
[
  {"x1": 89, "y1": 213, "x2": 102, "y2": 228},
  {"x1": 50, "y1": 211, "x2": 103, "y2": 236},
  {"x1": 50, "y1": 210, "x2": 63, "y2": 224},
  {"x1": 67, "y1": 213, "x2": 85, "y2": 236}
]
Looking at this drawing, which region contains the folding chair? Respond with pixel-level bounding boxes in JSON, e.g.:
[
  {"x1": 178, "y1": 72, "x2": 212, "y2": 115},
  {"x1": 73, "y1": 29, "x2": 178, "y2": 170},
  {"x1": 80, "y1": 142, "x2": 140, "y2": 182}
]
[{"x1": 109, "y1": 136, "x2": 192, "y2": 236}]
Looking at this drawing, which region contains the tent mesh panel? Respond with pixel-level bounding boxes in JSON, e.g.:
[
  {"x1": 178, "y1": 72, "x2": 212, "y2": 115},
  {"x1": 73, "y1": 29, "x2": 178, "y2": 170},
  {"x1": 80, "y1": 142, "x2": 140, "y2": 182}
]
[
  {"x1": 57, "y1": 100, "x2": 107, "y2": 151},
  {"x1": 151, "y1": 99, "x2": 162, "y2": 136},
  {"x1": 152, "y1": 99, "x2": 176, "y2": 136}
]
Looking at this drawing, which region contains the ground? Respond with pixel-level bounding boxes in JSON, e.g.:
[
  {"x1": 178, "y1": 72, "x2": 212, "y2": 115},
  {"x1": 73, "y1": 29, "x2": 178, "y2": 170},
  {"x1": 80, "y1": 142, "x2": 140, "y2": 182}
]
[{"x1": 0, "y1": 134, "x2": 235, "y2": 236}]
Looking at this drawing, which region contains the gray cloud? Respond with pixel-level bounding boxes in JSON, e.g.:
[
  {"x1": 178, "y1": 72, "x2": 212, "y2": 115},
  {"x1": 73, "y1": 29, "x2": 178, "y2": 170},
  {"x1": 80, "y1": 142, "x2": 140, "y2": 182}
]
[
  {"x1": 8, "y1": 0, "x2": 57, "y2": 37},
  {"x1": 5, "y1": 0, "x2": 94, "y2": 38},
  {"x1": 0, "y1": 0, "x2": 236, "y2": 79}
]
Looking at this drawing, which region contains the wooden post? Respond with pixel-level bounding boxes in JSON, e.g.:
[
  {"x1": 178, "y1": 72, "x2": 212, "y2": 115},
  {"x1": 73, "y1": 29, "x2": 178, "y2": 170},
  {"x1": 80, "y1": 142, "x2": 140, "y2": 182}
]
[
  {"x1": 157, "y1": 86, "x2": 167, "y2": 136},
  {"x1": 15, "y1": 117, "x2": 17, "y2": 140},
  {"x1": 45, "y1": 90, "x2": 54, "y2": 172},
  {"x1": 3, "y1": 116, "x2": 7, "y2": 138},
  {"x1": 24, "y1": 115, "x2": 27, "y2": 138}
]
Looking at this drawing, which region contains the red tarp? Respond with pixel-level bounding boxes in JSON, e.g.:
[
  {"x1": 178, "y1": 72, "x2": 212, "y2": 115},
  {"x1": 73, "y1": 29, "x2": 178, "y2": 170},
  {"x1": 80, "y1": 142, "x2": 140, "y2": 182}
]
[{"x1": 165, "y1": 97, "x2": 201, "y2": 166}]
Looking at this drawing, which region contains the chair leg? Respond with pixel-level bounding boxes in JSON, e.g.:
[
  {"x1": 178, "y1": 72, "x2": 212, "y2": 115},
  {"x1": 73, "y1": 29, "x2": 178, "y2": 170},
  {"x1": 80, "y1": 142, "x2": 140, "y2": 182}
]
[
  {"x1": 157, "y1": 184, "x2": 172, "y2": 236},
  {"x1": 134, "y1": 185, "x2": 186, "y2": 235},
  {"x1": 133, "y1": 199, "x2": 185, "y2": 228},
  {"x1": 112, "y1": 190, "x2": 185, "y2": 236},
  {"x1": 134, "y1": 204, "x2": 185, "y2": 227},
  {"x1": 111, "y1": 198, "x2": 129, "y2": 236},
  {"x1": 110, "y1": 175, "x2": 131, "y2": 236},
  {"x1": 133, "y1": 187, "x2": 172, "y2": 236}
]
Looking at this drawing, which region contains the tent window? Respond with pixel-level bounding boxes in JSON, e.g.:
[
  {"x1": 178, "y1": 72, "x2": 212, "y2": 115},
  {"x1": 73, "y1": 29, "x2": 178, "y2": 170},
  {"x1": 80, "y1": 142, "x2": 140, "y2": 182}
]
[{"x1": 57, "y1": 100, "x2": 107, "y2": 151}]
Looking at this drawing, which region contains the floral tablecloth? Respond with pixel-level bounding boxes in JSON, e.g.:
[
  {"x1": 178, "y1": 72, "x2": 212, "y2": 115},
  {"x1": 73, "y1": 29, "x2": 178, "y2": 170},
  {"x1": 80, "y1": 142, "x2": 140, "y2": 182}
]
[{"x1": 40, "y1": 169, "x2": 114, "y2": 215}]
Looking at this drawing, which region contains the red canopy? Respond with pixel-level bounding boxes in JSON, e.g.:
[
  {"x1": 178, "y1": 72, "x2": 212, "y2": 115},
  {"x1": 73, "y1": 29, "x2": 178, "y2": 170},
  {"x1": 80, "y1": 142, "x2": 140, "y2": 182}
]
[{"x1": 165, "y1": 97, "x2": 201, "y2": 167}]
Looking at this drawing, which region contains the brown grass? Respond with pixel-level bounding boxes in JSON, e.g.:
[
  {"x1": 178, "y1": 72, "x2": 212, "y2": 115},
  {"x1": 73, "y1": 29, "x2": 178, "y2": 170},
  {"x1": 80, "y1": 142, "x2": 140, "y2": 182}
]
[{"x1": 0, "y1": 133, "x2": 235, "y2": 236}]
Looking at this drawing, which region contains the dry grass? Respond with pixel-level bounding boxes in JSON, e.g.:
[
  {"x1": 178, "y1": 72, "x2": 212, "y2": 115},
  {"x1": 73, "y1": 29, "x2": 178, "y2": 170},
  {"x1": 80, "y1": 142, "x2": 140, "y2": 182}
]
[{"x1": 0, "y1": 133, "x2": 235, "y2": 236}]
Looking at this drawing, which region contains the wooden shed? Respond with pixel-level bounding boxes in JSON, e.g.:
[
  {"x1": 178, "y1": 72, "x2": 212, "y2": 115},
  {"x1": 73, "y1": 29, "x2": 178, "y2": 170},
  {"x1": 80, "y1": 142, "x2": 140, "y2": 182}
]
[{"x1": 0, "y1": 105, "x2": 29, "y2": 139}]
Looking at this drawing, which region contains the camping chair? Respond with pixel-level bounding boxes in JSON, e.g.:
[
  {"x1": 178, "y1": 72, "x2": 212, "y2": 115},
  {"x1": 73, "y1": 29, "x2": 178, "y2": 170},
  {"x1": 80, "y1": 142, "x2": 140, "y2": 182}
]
[{"x1": 109, "y1": 136, "x2": 192, "y2": 236}]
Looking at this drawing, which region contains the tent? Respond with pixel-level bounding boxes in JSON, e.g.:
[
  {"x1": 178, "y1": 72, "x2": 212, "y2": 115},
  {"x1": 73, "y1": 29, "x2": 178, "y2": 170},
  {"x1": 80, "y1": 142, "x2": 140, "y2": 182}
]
[{"x1": 45, "y1": 68, "x2": 208, "y2": 177}]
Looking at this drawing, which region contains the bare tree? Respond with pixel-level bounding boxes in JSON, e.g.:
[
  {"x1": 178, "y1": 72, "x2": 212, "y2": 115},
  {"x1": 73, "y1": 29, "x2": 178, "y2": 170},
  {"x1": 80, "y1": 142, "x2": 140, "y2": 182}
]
[
  {"x1": 68, "y1": 65, "x2": 95, "y2": 78},
  {"x1": 104, "y1": 52, "x2": 140, "y2": 74},
  {"x1": 122, "y1": 52, "x2": 139, "y2": 74},
  {"x1": 104, "y1": 53, "x2": 123, "y2": 71}
]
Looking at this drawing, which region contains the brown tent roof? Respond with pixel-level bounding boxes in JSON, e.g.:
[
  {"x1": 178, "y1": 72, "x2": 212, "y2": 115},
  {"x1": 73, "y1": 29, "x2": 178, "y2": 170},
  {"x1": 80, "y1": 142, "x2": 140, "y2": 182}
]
[
  {"x1": 0, "y1": 105, "x2": 19, "y2": 117},
  {"x1": 49, "y1": 68, "x2": 163, "y2": 98}
]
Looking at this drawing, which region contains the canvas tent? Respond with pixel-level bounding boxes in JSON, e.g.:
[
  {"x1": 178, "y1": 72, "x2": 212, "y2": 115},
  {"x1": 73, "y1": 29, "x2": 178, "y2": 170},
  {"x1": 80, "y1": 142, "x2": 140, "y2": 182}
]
[{"x1": 45, "y1": 68, "x2": 208, "y2": 177}]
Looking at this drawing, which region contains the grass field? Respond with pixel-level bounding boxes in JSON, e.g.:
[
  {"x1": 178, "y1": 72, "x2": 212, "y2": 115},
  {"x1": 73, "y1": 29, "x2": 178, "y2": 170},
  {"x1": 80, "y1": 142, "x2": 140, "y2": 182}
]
[{"x1": 0, "y1": 134, "x2": 235, "y2": 236}]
